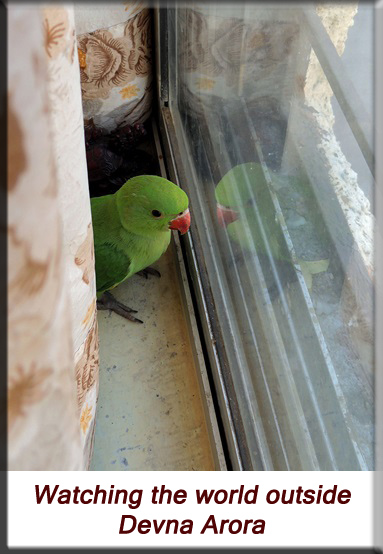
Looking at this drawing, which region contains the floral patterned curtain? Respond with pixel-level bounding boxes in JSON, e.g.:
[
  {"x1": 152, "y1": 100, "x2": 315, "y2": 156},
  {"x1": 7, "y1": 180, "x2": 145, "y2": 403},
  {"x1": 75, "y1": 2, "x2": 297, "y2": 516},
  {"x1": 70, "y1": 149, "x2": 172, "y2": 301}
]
[
  {"x1": 74, "y1": 1, "x2": 153, "y2": 131},
  {"x1": 8, "y1": 4, "x2": 99, "y2": 470}
]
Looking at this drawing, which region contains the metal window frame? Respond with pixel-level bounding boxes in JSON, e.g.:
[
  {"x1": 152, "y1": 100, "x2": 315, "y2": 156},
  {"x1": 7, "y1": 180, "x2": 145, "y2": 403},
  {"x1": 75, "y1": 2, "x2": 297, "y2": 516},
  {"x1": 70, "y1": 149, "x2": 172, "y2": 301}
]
[{"x1": 154, "y1": 2, "x2": 374, "y2": 471}]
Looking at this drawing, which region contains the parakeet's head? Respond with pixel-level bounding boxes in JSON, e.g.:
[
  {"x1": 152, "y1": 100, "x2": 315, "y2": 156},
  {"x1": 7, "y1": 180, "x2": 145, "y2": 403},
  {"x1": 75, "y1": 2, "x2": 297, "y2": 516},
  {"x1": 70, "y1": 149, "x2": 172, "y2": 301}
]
[
  {"x1": 116, "y1": 175, "x2": 190, "y2": 236},
  {"x1": 215, "y1": 163, "x2": 266, "y2": 228}
]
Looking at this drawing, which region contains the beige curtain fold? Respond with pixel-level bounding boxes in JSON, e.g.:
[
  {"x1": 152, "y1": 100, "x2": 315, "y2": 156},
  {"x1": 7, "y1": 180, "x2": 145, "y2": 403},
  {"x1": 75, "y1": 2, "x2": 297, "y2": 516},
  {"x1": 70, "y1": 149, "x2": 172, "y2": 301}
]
[
  {"x1": 8, "y1": 4, "x2": 99, "y2": 470},
  {"x1": 8, "y1": 1, "x2": 154, "y2": 470},
  {"x1": 42, "y1": 4, "x2": 99, "y2": 469}
]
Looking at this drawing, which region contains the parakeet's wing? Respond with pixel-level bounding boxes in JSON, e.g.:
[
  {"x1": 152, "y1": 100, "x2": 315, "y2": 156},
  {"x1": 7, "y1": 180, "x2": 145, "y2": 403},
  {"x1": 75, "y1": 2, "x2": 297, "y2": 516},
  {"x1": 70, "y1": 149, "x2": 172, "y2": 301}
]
[{"x1": 94, "y1": 242, "x2": 131, "y2": 295}]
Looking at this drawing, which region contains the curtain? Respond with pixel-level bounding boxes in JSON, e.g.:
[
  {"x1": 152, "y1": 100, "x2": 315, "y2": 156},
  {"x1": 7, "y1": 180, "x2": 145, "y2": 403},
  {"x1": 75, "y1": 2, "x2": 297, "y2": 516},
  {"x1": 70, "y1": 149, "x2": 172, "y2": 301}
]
[
  {"x1": 74, "y1": 1, "x2": 153, "y2": 131},
  {"x1": 8, "y1": 4, "x2": 99, "y2": 470},
  {"x1": 8, "y1": 1, "x2": 155, "y2": 470}
]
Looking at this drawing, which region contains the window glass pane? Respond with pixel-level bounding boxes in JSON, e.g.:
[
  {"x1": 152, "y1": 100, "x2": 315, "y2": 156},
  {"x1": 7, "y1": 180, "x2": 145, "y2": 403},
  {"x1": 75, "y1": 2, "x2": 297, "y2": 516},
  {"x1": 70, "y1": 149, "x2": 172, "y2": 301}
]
[{"x1": 167, "y1": 2, "x2": 374, "y2": 469}]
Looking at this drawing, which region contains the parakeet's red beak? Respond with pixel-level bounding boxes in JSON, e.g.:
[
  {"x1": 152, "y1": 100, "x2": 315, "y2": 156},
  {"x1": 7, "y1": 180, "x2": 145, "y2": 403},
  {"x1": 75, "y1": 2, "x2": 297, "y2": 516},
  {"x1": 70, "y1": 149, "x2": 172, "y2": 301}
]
[
  {"x1": 169, "y1": 209, "x2": 191, "y2": 235},
  {"x1": 216, "y1": 203, "x2": 240, "y2": 228}
]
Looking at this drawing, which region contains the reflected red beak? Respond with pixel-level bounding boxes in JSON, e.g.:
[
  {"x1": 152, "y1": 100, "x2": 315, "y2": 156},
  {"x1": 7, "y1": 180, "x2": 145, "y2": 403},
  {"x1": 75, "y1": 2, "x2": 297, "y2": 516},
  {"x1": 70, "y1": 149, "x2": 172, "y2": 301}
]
[
  {"x1": 169, "y1": 209, "x2": 191, "y2": 235},
  {"x1": 216, "y1": 203, "x2": 239, "y2": 228}
]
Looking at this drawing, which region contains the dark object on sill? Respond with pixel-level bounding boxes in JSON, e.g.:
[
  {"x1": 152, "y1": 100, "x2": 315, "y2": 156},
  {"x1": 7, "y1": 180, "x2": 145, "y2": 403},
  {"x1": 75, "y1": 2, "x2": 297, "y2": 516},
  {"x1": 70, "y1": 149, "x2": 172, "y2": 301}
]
[
  {"x1": 84, "y1": 118, "x2": 103, "y2": 144},
  {"x1": 85, "y1": 118, "x2": 160, "y2": 197},
  {"x1": 89, "y1": 149, "x2": 160, "y2": 197},
  {"x1": 86, "y1": 144, "x2": 123, "y2": 183},
  {"x1": 106, "y1": 122, "x2": 148, "y2": 156},
  {"x1": 85, "y1": 118, "x2": 147, "y2": 152}
]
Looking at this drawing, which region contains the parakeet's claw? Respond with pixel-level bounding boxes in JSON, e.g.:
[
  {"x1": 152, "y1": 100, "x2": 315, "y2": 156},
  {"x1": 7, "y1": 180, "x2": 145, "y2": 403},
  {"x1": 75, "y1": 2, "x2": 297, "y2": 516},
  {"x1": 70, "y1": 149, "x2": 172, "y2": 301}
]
[
  {"x1": 97, "y1": 292, "x2": 143, "y2": 324},
  {"x1": 136, "y1": 267, "x2": 161, "y2": 279}
]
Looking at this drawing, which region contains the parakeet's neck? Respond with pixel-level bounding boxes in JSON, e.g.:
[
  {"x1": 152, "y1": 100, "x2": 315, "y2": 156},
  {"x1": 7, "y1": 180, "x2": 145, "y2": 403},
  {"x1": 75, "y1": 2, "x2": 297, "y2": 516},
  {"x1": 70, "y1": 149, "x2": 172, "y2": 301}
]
[{"x1": 119, "y1": 217, "x2": 171, "y2": 277}]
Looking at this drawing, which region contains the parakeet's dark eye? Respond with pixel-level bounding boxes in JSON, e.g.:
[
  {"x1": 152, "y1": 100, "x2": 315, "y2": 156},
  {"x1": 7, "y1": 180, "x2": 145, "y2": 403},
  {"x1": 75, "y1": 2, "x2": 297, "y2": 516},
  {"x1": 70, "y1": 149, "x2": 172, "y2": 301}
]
[
  {"x1": 178, "y1": 212, "x2": 183, "y2": 216},
  {"x1": 152, "y1": 210, "x2": 162, "y2": 218}
]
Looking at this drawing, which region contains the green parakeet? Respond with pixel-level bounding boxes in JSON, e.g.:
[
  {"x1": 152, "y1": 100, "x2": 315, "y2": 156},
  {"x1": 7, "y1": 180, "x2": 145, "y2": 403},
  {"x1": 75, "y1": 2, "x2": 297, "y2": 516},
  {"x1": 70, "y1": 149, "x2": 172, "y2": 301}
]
[
  {"x1": 214, "y1": 162, "x2": 329, "y2": 293},
  {"x1": 91, "y1": 175, "x2": 190, "y2": 322}
]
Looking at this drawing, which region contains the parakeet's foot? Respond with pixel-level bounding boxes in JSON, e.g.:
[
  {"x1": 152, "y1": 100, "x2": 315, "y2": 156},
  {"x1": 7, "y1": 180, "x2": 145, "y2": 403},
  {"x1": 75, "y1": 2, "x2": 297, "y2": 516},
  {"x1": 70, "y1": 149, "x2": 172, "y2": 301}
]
[
  {"x1": 136, "y1": 267, "x2": 161, "y2": 279},
  {"x1": 97, "y1": 291, "x2": 143, "y2": 324}
]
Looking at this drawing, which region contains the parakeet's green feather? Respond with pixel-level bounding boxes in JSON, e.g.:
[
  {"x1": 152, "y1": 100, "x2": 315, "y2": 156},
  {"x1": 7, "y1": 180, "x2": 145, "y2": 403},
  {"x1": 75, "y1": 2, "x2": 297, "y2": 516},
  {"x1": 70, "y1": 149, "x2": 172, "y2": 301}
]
[
  {"x1": 91, "y1": 175, "x2": 189, "y2": 297},
  {"x1": 93, "y1": 242, "x2": 131, "y2": 295}
]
